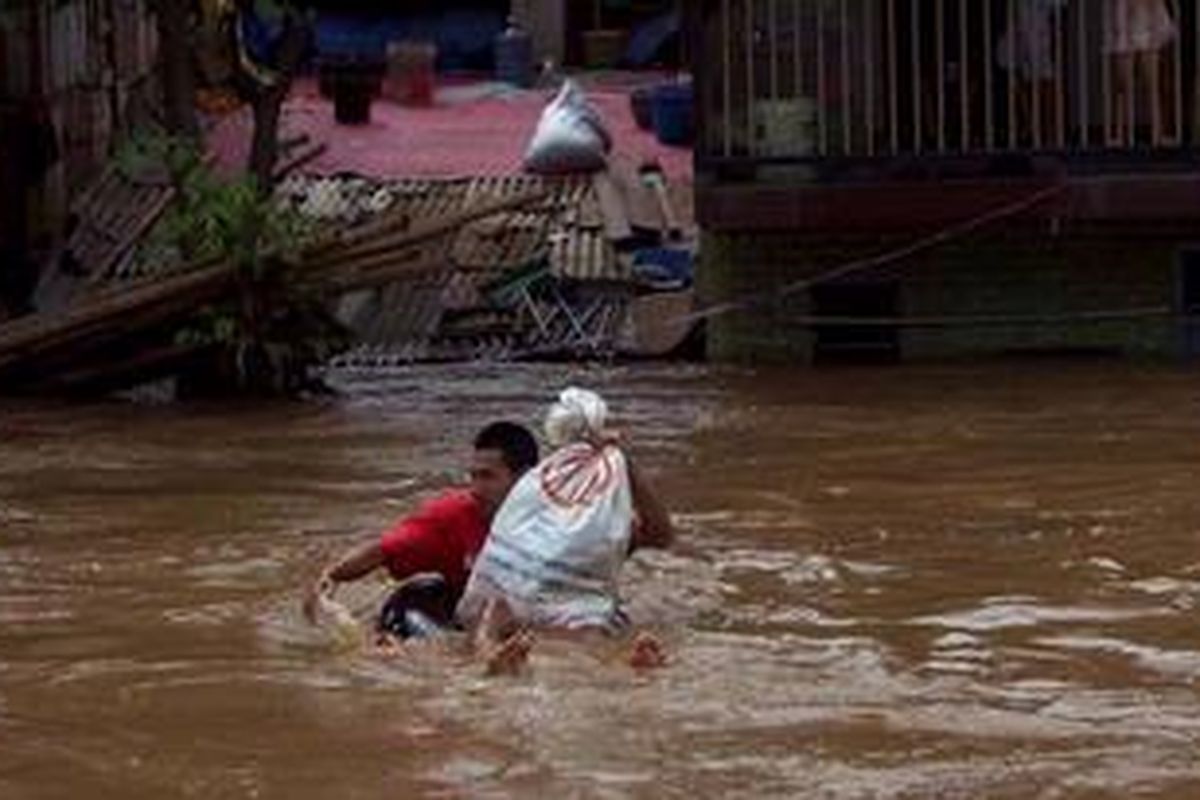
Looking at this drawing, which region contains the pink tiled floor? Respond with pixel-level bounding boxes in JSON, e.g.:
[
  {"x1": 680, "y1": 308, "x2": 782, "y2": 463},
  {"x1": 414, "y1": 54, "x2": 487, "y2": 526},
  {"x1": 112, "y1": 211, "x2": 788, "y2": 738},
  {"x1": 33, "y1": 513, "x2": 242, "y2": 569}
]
[{"x1": 206, "y1": 78, "x2": 692, "y2": 183}]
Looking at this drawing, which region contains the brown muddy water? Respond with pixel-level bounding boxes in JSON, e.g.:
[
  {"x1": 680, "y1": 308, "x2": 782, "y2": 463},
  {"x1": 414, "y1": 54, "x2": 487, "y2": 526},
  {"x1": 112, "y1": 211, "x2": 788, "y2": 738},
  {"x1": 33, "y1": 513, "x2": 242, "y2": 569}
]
[{"x1": 1, "y1": 363, "x2": 1198, "y2": 799}]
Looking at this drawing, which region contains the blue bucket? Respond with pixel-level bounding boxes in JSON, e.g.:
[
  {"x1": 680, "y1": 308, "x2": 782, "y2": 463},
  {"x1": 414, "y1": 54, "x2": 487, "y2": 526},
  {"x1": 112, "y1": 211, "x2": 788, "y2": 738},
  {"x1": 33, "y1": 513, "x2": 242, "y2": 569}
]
[
  {"x1": 495, "y1": 21, "x2": 534, "y2": 88},
  {"x1": 651, "y1": 82, "x2": 694, "y2": 147}
]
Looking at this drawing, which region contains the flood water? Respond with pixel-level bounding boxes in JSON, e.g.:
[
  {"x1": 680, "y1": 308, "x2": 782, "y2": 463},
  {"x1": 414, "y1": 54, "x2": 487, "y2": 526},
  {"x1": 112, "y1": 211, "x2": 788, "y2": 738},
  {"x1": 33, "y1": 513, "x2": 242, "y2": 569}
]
[{"x1": 1, "y1": 362, "x2": 1198, "y2": 799}]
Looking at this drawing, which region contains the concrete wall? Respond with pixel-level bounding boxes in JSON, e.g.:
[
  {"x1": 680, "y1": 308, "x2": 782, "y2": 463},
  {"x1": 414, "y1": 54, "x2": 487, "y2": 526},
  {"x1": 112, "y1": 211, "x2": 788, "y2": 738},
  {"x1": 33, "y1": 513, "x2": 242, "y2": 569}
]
[{"x1": 700, "y1": 227, "x2": 1191, "y2": 364}]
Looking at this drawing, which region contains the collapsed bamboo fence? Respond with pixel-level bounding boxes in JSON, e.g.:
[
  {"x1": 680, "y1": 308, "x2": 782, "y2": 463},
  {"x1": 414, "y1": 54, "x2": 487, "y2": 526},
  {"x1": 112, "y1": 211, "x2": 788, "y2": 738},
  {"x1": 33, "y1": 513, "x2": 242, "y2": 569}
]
[{"x1": 0, "y1": 188, "x2": 552, "y2": 390}]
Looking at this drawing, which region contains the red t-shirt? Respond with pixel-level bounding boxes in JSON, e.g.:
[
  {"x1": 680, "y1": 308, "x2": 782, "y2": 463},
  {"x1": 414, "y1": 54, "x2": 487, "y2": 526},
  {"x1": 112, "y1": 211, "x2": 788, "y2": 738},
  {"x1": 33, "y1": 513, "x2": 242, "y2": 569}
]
[{"x1": 378, "y1": 489, "x2": 488, "y2": 598}]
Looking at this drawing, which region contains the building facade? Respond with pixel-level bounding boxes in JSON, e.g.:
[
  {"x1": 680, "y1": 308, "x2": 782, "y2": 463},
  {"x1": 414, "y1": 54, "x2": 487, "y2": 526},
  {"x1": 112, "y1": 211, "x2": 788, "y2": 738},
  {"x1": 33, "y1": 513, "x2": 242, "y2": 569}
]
[{"x1": 689, "y1": 0, "x2": 1200, "y2": 363}]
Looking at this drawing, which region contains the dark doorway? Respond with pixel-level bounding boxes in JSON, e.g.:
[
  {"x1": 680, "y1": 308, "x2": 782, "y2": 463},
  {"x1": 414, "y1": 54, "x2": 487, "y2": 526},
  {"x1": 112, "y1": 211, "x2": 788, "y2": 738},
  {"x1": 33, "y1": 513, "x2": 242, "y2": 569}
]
[
  {"x1": 1180, "y1": 250, "x2": 1200, "y2": 359},
  {"x1": 811, "y1": 281, "x2": 901, "y2": 364}
]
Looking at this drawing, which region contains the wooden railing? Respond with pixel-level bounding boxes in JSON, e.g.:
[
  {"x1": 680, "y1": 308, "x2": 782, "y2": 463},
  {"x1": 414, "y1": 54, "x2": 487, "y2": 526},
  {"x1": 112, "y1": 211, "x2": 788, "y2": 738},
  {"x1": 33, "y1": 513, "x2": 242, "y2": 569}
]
[{"x1": 693, "y1": 0, "x2": 1200, "y2": 165}]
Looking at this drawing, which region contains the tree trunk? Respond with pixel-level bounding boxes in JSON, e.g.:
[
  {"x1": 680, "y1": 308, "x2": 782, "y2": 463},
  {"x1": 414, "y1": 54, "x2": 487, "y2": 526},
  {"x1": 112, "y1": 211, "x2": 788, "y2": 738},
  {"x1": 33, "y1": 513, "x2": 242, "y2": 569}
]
[
  {"x1": 249, "y1": 87, "x2": 285, "y2": 190},
  {"x1": 245, "y1": 12, "x2": 311, "y2": 194},
  {"x1": 154, "y1": 0, "x2": 199, "y2": 138}
]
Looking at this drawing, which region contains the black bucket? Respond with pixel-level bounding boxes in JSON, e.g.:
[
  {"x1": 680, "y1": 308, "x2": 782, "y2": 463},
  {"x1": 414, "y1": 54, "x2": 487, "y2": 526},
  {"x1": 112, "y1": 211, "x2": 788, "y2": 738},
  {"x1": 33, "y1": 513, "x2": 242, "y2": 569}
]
[
  {"x1": 329, "y1": 58, "x2": 383, "y2": 125},
  {"x1": 333, "y1": 76, "x2": 372, "y2": 125},
  {"x1": 631, "y1": 87, "x2": 655, "y2": 131}
]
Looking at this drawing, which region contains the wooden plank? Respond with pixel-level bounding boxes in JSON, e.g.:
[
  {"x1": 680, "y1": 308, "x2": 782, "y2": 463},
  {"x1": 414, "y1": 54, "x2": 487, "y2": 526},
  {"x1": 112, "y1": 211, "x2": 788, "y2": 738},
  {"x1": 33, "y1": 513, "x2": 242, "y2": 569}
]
[
  {"x1": 696, "y1": 178, "x2": 1064, "y2": 233},
  {"x1": 590, "y1": 169, "x2": 633, "y2": 244}
]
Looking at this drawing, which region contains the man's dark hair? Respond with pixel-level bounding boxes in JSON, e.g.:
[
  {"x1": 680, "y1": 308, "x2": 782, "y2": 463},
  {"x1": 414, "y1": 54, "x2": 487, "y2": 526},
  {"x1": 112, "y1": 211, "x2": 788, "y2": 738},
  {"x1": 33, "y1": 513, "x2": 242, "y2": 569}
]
[{"x1": 474, "y1": 422, "x2": 539, "y2": 474}]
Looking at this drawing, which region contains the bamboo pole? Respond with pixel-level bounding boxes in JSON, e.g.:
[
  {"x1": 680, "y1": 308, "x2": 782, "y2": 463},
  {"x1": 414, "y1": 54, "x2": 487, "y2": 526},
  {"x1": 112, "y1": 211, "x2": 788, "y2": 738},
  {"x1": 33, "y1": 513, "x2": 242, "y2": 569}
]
[
  {"x1": 305, "y1": 188, "x2": 550, "y2": 263},
  {"x1": 0, "y1": 262, "x2": 235, "y2": 372}
]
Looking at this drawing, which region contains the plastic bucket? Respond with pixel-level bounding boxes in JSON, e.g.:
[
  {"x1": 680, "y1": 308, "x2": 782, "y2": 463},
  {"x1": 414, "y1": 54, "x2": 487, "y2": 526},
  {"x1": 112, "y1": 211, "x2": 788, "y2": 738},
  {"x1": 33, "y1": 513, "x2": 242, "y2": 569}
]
[
  {"x1": 651, "y1": 82, "x2": 694, "y2": 146},
  {"x1": 331, "y1": 61, "x2": 381, "y2": 125},
  {"x1": 495, "y1": 25, "x2": 534, "y2": 88},
  {"x1": 386, "y1": 41, "x2": 437, "y2": 107},
  {"x1": 630, "y1": 87, "x2": 654, "y2": 131}
]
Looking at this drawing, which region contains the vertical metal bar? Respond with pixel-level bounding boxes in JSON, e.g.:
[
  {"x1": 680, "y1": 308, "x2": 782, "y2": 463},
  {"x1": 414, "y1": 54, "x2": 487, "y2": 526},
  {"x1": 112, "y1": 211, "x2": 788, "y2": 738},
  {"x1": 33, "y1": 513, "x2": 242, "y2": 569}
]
[
  {"x1": 865, "y1": 0, "x2": 876, "y2": 156},
  {"x1": 1032, "y1": 0, "x2": 1041, "y2": 148},
  {"x1": 1195, "y1": 0, "x2": 1200, "y2": 146},
  {"x1": 959, "y1": 0, "x2": 970, "y2": 151},
  {"x1": 1126, "y1": 18, "x2": 1137, "y2": 148},
  {"x1": 984, "y1": 0, "x2": 994, "y2": 149},
  {"x1": 31, "y1": 0, "x2": 46, "y2": 98},
  {"x1": 1102, "y1": 0, "x2": 1113, "y2": 145},
  {"x1": 1078, "y1": 0, "x2": 1089, "y2": 149},
  {"x1": 723, "y1": 0, "x2": 733, "y2": 156},
  {"x1": 1006, "y1": 0, "x2": 1017, "y2": 148},
  {"x1": 1172, "y1": 0, "x2": 1183, "y2": 144},
  {"x1": 1033, "y1": 0, "x2": 1044, "y2": 149},
  {"x1": 690, "y1": 0, "x2": 712, "y2": 160},
  {"x1": 769, "y1": 0, "x2": 779, "y2": 99},
  {"x1": 841, "y1": 0, "x2": 852, "y2": 154},
  {"x1": 792, "y1": 0, "x2": 811, "y2": 159},
  {"x1": 937, "y1": 0, "x2": 946, "y2": 152},
  {"x1": 794, "y1": 0, "x2": 803, "y2": 134},
  {"x1": 911, "y1": 0, "x2": 922, "y2": 152},
  {"x1": 1054, "y1": 0, "x2": 1065, "y2": 149},
  {"x1": 817, "y1": 0, "x2": 827, "y2": 154},
  {"x1": 889, "y1": 0, "x2": 899, "y2": 153},
  {"x1": 746, "y1": 0, "x2": 756, "y2": 157}
]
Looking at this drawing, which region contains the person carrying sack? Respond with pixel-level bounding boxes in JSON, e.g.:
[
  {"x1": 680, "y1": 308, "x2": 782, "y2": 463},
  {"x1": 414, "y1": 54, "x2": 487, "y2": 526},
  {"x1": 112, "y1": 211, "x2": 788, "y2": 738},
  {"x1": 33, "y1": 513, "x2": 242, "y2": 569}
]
[{"x1": 457, "y1": 388, "x2": 674, "y2": 672}]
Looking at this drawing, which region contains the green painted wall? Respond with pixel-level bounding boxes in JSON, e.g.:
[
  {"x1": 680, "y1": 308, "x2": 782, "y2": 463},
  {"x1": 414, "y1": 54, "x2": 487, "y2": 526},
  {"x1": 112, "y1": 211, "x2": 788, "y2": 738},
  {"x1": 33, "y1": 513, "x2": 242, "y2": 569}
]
[{"x1": 700, "y1": 227, "x2": 1188, "y2": 363}]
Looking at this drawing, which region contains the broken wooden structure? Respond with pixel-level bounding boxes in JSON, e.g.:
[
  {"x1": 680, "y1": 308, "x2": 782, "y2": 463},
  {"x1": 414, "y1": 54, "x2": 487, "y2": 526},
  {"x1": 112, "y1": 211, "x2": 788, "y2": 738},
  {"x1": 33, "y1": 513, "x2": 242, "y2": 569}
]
[{"x1": 0, "y1": 158, "x2": 697, "y2": 396}]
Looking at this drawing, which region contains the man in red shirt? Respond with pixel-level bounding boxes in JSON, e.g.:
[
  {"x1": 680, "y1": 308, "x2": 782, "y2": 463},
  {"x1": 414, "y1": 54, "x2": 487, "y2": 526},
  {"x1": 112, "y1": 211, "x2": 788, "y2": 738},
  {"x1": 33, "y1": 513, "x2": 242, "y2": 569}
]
[{"x1": 302, "y1": 422, "x2": 539, "y2": 627}]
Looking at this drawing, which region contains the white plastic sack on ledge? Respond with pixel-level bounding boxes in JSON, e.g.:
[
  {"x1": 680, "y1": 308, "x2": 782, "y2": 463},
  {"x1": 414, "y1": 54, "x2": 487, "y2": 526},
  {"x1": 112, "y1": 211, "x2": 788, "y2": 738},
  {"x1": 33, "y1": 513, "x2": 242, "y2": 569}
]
[{"x1": 523, "y1": 80, "x2": 612, "y2": 175}]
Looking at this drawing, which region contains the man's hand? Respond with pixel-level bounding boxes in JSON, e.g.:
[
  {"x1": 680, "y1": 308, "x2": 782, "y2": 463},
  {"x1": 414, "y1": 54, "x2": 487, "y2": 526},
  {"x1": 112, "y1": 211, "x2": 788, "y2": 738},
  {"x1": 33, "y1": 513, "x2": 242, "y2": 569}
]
[
  {"x1": 302, "y1": 572, "x2": 336, "y2": 624},
  {"x1": 302, "y1": 541, "x2": 386, "y2": 624}
]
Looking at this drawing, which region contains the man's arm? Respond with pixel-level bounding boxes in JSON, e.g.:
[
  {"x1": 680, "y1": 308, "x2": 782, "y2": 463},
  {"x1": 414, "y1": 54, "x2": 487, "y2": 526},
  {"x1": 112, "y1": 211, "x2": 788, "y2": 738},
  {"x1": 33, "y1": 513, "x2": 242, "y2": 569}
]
[
  {"x1": 627, "y1": 453, "x2": 674, "y2": 551},
  {"x1": 302, "y1": 539, "x2": 385, "y2": 623}
]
